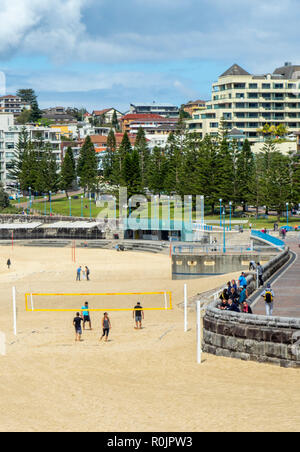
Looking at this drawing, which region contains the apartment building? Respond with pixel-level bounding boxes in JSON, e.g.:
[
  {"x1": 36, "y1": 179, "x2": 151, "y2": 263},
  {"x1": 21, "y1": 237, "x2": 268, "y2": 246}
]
[
  {"x1": 0, "y1": 95, "x2": 30, "y2": 117},
  {"x1": 130, "y1": 102, "x2": 179, "y2": 118},
  {"x1": 187, "y1": 63, "x2": 300, "y2": 142},
  {"x1": 0, "y1": 114, "x2": 62, "y2": 188}
]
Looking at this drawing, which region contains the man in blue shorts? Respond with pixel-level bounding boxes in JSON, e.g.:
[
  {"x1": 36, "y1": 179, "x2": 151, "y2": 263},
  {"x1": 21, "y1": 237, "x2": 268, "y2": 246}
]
[{"x1": 73, "y1": 312, "x2": 83, "y2": 342}]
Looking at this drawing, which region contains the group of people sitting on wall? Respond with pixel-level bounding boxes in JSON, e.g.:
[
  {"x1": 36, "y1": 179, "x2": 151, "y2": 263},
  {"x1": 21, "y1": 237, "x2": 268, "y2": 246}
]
[{"x1": 217, "y1": 272, "x2": 253, "y2": 314}]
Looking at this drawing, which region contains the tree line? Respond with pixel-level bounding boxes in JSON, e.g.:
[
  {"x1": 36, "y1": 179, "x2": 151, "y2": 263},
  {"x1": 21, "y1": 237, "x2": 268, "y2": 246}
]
[
  {"x1": 102, "y1": 125, "x2": 300, "y2": 219},
  {"x1": 10, "y1": 130, "x2": 98, "y2": 198}
]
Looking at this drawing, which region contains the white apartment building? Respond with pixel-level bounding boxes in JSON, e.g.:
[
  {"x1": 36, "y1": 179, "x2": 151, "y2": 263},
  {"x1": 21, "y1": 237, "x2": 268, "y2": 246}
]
[
  {"x1": 187, "y1": 63, "x2": 300, "y2": 142},
  {"x1": 0, "y1": 95, "x2": 30, "y2": 116},
  {"x1": 0, "y1": 114, "x2": 62, "y2": 188}
]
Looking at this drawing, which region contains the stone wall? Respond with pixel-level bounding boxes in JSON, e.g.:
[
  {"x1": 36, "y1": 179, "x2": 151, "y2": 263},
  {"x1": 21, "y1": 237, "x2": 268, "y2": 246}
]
[{"x1": 202, "y1": 248, "x2": 300, "y2": 368}]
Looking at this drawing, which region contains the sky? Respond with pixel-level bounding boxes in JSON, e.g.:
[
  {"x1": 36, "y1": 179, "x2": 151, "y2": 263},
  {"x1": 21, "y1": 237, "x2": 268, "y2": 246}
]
[{"x1": 0, "y1": 0, "x2": 299, "y2": 112}]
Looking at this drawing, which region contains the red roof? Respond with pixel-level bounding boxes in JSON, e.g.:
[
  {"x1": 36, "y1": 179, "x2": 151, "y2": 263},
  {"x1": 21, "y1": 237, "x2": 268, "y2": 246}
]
[
  {"x1": 0, "y1": 95, "x2": 19, "y2": 99},
  {"x1": 92, "y1": 109, "x2": 112, "y2": 116}
]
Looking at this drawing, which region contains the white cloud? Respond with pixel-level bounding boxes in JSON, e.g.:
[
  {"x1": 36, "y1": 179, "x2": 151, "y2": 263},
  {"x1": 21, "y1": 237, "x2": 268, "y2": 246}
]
[{"x1": 1, "y1": 0, "x2": 300, "y2": 78}]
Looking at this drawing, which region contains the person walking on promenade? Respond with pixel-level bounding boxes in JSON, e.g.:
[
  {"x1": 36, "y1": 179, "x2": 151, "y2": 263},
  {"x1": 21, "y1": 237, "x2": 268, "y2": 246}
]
[
  {"x1": 100, "y1": 312, "x2": 111, "y2": 342},
  {"x1": 238, "y1": 272, "x2": 247, "y2": 288},
  {"x1": 257, "y1": 262, "x2": 264, "y2": 287},
  {"x1": 76, "y1": 266, "x2": 82, "y2": 281},
  {"x1": 261, "y1": 284, "x2": 275, "y2": 316},
  {"x1": 7, "y1": 258, "x2": 11, "y2": 269}
]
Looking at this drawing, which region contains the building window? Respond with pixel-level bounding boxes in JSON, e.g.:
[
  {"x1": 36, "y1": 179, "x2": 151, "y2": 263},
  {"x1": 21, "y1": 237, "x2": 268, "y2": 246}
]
[
  {"x1": 210, "y1": 122, "x2": 219, "y2": 128},
  {"x1": 262, "y1": 83, "x2": 271, "y2": 89},
  {"x1": 249, "y1": 83, "x2": 258, "y2": 89},
  {"x1": 274, "y1": 83, "x2": 284, "y2": 89}
]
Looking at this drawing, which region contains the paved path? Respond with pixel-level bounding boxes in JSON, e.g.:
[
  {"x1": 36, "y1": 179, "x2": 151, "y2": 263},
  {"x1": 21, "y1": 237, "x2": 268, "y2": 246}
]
[{"x1": 253, "y1": 237, "x2": 300, "y2": 318}]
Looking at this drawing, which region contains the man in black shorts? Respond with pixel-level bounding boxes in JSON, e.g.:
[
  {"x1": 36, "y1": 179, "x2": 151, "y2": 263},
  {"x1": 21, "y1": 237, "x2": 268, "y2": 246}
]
[
  {"x1": 133, "y1": 302, "x2": 144, "y2": 329},
  {"x1": 73, "y1": 312, "x2": 83, "y2": 342},
  {"x1": 81, "y1": 302, "x2": 92, "y2": 330}
]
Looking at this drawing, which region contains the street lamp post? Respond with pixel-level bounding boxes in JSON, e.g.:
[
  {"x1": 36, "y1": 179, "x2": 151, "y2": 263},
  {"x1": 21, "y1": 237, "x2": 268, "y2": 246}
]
[
  {"x1": 81, "y1": 196, "x2": 84, "y2": 217},
  {"x1": 229, "y1": 201, "x2": 232, "y2": 231},
  {"x1": 69, "y1": 197, "x2": 72, "y2": 217},
  {"x1": 286, "y1": 202, "x2": 289, "y2": 227},
  {"x1": 29, "y1": 187, "x2": 32, "y2": 209},
  {"x1": 89, "y1": 196, "x2": 92, "y2": 219},
  {"x1": 27, "y1": 196, "x2": 30, "y2": 215},
  {"x1": 223, "y1": 208, "x2": 226, "y2": 253},
  {"x1": 219, "y1": 199, "x2": 222, "y2": 227},
  {"x1": 44, "y1": 196, "x2": 47, "y2": 216},
  {"x1": 49, "y1": 191, "x2": 52, "y2": 215}
]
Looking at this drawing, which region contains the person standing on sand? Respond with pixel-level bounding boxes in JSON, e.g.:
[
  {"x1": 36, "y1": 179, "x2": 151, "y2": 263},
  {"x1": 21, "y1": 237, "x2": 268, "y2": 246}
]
[
  {"x1": 76, "y1": 266, "x2": 82, "y2": 281},
  {"x1": 7, "y1": 259, "x2": 11, "y2": 269},
  {"x1": 73, "y1": 312, "x2": 83, "y2": 342},
  {"x1": 100, "y1": 312, "x2": 111, "y2": 342},
  {"x1": 81, "y1": 301, "x2": 92, "y2": 330},
  {"x1": 133, "y1": 302, "x2": 144, "y2": 329},
  {"x1": 85, "y1": 266, "x2": 90, "y2": 281}
]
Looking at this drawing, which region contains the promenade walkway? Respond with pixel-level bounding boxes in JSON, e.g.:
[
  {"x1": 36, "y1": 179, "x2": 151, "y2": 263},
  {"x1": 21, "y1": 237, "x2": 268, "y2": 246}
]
[{"x1": 253, "y1": 236, "x2": 300, "y2": 318}]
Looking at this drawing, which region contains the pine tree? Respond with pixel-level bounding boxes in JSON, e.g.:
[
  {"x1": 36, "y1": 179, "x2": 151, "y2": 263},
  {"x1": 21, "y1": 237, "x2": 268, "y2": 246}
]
[
  {"x1": 19, "y1": 147, "x2": 39, "y2": 191},
  {"x1": 29, "y1": 99, "x2": 42, "y2": 122},
  {"x1": 114, "y1": 132, "x2": 132, "y2": 186},
  {"x1": 77, "y1": 136, "x2": 98, "y2": 194},
  {"x1": 112, "y1": 110, "x2": 119, "y2": 130},
  {"x1": 60, "y1": 147, "x2": 76, "y2": 197},
  {"x1": 8, "y1": 128, "x2": 30, "y2": 184},
  {"x1": 0, "y1": 183, "x2": 10, "y2": 209},
  {"x1": 134, "y1": 127, "x2": 149, "y2": 188},
  {"x1": 103, "y1": 129, "x2": 116, "y2": 183},
  {"x1": 235, "y1": 139, "x2": 255, "y2": 210},
  {"x1": 147, "y1": 146, "x2": 168, "y2": 195}
]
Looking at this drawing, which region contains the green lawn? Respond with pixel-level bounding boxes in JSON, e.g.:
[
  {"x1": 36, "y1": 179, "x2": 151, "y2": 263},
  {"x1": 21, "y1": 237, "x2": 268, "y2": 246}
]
[
  {"x1": 31, "y1": 196, "x2": 104, "y2": 218},
  {"x1": 6, "y1": 197, "x2": 300, "y2": 229}
]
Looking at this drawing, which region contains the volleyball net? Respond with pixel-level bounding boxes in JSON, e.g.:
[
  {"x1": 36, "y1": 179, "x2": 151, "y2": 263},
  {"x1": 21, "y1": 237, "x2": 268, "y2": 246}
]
[{"x1": 25, "y1": 291, "x2": 173, "y2": 312}]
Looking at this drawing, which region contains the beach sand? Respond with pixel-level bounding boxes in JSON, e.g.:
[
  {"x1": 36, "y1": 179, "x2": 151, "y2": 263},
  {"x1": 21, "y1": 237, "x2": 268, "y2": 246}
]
[{"x1": 0, "y1": 245, "x2": 299, "y2": 432}]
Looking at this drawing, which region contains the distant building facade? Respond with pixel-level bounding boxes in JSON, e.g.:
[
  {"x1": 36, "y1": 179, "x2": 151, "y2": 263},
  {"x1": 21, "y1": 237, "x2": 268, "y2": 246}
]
[
  {"x1": 130, "y1": 102, "x2": 179, "y2": 118},
  {"x1": 0, "y1": 95, "x2": 30, "y2": 117},
  {"x1": 187, "y1": 63, "x2": 300, "y2": 142},
  {"x1": 0, "y1": 114, "x2": 62, "y2": 188}
]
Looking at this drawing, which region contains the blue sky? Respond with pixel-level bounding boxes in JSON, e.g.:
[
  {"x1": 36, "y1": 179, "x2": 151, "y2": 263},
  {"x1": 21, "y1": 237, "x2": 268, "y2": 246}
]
[{"x1": 0, "y1": 0, "x2": 299, "y2": 112}]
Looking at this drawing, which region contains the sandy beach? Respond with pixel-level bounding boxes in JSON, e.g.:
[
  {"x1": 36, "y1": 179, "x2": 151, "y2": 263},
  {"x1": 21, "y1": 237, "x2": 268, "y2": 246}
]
[{"x1": 0, "y1": 245, "x2": 299, "y2": 432}]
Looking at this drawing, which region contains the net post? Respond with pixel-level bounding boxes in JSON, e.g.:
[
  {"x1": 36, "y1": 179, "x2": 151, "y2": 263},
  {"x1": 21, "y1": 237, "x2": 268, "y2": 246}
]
[
  {"x1": 0, "y1": 332, "x2": 5, "y2": 356},
  {"x1": 197, "y1": 300, "x2": 202, "y2": 364},
  {"x1": 30, "y1": 294, "x2": 34, "y2": 312},
  {"x1": 12, "y1": 286, "x2": 17, "y2": 336},
  {"x1": 164, "y1": 292, "x2": 168, "y2": 310},
  {"x1": 184, "y1": 284, "x2": 188, "y2": 332}
]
